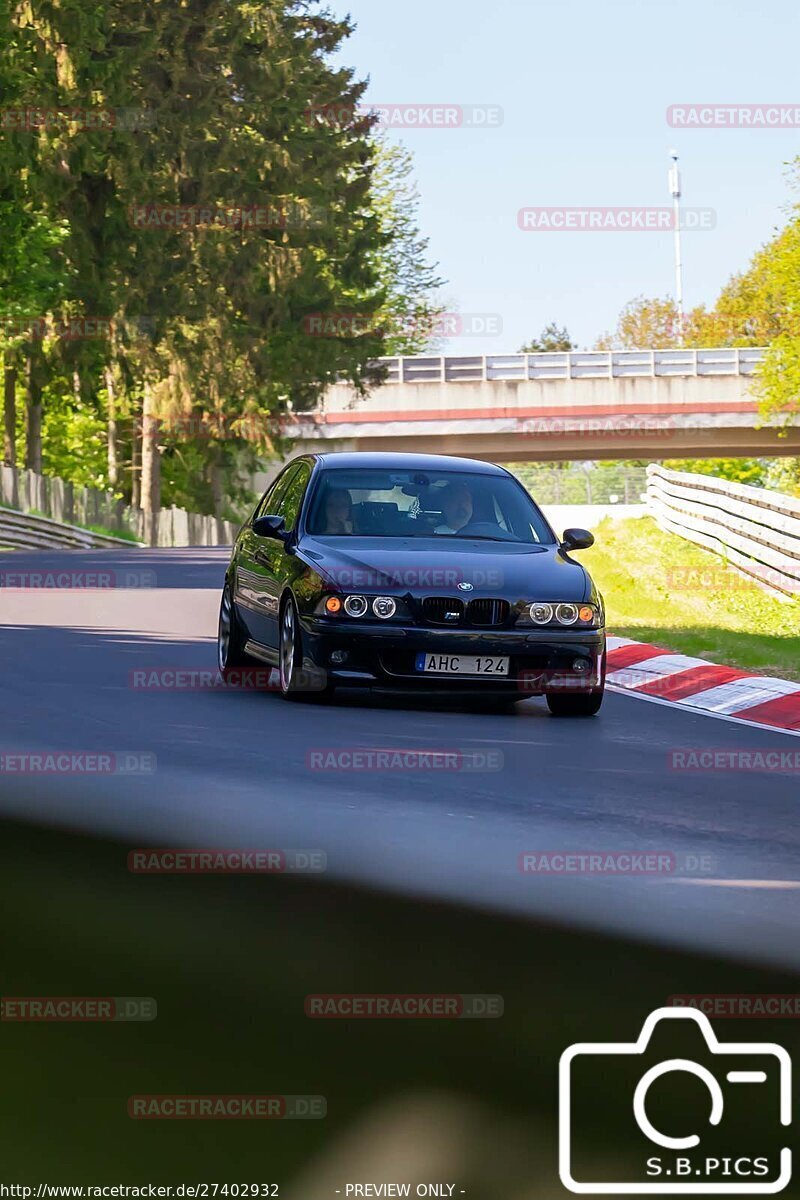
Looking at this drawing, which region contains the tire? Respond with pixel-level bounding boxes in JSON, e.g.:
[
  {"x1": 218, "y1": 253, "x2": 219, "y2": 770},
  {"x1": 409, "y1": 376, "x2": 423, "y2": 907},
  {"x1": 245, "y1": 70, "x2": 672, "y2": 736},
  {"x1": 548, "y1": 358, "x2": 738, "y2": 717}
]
[
  {"x1": 217, "y1": 579, "x2": 253, "y2": 680},
  {"x1": 546, "y1": 688, "x2": 604, "y2": 717},
  {"x1": 279, "y1": 595, "x2": 334, "y2": 703}
]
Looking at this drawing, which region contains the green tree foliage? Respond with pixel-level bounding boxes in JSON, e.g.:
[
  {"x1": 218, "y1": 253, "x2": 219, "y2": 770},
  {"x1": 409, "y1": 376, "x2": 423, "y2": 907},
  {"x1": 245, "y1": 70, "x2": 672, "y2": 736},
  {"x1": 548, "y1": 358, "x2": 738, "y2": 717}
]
[
  {"x1": 366, "y1": 135, "x2": 445, "y2": 354},
  {"x1": 662, "y1": 458, "x2": 767, "y2": 487},
  {"x1": 595, "y1": 163, "x2": 800, "y2": 494},
  {"x1": 763, "y1": 458, "x2": 800, "y2": 498},
  {"x1": 0, "y1": 209, "x2": 69, "y2": 467},
  {"x1": 0, "y1": 0, "x2": 442, "y2": 517},
  {"x1": 595, "y1": 297, "x2": 682, "y2": 350},
  {"x1": 519, "y1": 322, "x2": 575, "y2": 353}
]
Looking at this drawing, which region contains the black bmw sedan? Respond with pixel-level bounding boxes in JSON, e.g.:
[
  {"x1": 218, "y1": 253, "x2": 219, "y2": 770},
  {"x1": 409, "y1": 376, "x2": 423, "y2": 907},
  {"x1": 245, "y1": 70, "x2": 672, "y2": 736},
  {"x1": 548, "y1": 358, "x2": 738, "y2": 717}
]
[{"x1": 218, "y1": 452, "x2": 606, "y2": 715}]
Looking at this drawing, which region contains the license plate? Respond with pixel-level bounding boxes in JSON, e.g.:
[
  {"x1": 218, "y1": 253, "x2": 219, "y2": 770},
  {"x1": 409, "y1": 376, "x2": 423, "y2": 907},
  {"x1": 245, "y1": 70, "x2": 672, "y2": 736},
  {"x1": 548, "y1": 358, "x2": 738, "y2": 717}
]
[{"x1": 415, "y1": 653, "x2": 510, "y2": 676}]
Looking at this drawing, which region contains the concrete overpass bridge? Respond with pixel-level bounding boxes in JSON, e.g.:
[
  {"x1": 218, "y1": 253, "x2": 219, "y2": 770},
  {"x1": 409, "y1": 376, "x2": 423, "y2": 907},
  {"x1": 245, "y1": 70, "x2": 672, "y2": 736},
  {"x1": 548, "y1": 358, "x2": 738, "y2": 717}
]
[{"x1": 284, "y1": 347, "x2": 800, "y2": 463}]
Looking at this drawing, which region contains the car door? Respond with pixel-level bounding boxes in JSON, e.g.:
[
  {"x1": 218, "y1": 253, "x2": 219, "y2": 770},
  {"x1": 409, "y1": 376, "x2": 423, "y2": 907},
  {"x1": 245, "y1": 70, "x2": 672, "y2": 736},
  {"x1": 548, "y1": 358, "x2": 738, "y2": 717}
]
[
  {"x1": 255, "y1": 461, "x2": 313, "y2": 650},
  {"x1": 235, "y1": 465, "x2": 299, "y2": 646}
]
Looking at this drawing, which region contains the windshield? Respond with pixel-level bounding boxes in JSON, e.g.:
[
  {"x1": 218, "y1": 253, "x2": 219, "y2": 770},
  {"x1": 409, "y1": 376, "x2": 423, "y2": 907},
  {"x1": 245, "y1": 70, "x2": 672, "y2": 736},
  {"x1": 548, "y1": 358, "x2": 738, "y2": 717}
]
[{"x1": 305, "y1": 468, "x2": 555, "y2": 544}]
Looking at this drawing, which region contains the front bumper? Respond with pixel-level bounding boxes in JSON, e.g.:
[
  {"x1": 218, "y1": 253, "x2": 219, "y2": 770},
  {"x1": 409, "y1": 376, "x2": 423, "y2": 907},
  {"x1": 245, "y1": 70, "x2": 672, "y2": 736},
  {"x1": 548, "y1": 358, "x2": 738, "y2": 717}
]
[{"x1": 301, "y1": 616, "x2": 606, "y2": 694}]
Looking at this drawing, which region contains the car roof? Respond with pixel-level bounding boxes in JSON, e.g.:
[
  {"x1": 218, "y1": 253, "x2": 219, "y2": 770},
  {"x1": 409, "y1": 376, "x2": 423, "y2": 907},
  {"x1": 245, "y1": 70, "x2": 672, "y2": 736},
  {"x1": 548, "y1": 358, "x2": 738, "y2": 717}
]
[{"x1": 314, "y1": 451, "x2": 508, "y2": 476}]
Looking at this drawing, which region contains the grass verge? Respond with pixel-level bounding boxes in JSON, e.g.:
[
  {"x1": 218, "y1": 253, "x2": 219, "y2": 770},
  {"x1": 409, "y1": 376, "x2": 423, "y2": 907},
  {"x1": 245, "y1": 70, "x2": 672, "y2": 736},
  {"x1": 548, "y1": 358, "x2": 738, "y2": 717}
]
[
  {"x1": 583, "y1": 516, "x2": 800, "y2": 682},
  {"x1": 84, "y1": 521, "x2": 140, "y2": 543}
]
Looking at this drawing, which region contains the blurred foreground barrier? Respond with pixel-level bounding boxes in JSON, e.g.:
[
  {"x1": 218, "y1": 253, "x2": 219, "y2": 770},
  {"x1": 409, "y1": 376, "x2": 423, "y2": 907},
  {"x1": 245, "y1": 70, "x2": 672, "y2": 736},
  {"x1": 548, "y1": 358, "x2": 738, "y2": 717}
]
[
  {"x1": 1, "y1": 815, "x2": 799, "y2": 1189},
  {"x1": 646, "y1": 463, "x2": 800, "y2": 598}
]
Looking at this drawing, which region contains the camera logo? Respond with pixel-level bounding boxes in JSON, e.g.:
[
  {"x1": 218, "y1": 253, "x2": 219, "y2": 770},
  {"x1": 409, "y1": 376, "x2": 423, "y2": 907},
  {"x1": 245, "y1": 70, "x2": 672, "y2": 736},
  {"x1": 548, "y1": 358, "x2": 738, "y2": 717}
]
[{"x1": 559, "y1": 1007, "x2": 791, "y2": 1193}]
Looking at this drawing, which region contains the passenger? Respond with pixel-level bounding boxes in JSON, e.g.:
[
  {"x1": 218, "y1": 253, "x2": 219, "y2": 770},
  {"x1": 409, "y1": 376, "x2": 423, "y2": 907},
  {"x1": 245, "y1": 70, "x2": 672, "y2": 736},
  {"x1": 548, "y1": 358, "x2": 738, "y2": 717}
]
[
  {"x1": 434, "y1": 482, "x2": 473, "y2": 533},
  {"x1": 321, "y1": 487, "x2": 353, "y2": 535}
]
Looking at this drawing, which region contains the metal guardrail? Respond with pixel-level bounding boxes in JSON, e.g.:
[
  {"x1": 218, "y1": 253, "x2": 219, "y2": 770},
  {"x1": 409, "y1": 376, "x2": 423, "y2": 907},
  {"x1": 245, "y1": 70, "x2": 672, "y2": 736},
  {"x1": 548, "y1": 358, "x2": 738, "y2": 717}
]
[
  {"x1": 0, "y1": 506, "x2": 143, "y2": 551},
  {"x1": 0, "y1": 465, "x2": 238, "y2": 548},
  {"x1": 646, "y1": 464, "x2": 800, "y2": 599},
  {"x1": 368, "y1": 347, "x2": 767, "y2": 385}
]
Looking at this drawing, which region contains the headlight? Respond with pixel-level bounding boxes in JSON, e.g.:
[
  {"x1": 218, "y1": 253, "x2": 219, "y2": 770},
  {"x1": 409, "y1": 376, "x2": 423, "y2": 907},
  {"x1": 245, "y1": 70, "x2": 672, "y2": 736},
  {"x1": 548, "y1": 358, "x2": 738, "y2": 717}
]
[
  {"x1": 529, "y1": 602, "x2": 554, "y2": 624},
  {"x1": 372, "y1": 596, "x2": 397, "y2": 620},
  {"x1": 343, "y1": 594, "x2": 368, "y2": 618},
  {"x1": 522, "y1": 602, "x2": 600, "y2": 627}
]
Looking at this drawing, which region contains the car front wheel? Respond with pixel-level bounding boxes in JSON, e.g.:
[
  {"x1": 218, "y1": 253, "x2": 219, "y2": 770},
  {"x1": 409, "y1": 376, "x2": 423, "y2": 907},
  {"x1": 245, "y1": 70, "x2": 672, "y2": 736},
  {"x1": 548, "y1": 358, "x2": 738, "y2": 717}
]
[
  {"x1": 278, "y1": 596, "x2": 335, "y2": 702},
  {"x1": 278, "y1": 598, "x2": 301, "y2": 698}
]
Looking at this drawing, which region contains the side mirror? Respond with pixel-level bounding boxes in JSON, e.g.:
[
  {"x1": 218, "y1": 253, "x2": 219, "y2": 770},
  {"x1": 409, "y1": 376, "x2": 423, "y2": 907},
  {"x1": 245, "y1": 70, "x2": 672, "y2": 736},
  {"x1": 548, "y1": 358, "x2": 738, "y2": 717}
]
[
  {"x1": 253, "y1": 514, "x2": 289, "y2": 542},
  {"x1": 560, "y1": 527, "x2": 594, "y2": 552}
]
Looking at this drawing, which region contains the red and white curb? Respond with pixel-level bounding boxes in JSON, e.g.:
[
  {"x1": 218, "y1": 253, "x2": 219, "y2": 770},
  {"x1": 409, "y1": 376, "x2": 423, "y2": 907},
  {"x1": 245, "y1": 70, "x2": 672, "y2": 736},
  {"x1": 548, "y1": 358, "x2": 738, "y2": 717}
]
[{"x1": 606, "y1": 637, "x2": 800, "y2": 735}]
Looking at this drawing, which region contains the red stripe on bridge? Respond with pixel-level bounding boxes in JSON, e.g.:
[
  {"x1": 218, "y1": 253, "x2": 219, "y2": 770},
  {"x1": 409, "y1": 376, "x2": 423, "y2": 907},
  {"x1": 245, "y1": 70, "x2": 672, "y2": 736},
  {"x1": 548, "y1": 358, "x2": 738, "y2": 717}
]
[{"x1": 311, "y1": 400, "x2": 758, "y2": 426}]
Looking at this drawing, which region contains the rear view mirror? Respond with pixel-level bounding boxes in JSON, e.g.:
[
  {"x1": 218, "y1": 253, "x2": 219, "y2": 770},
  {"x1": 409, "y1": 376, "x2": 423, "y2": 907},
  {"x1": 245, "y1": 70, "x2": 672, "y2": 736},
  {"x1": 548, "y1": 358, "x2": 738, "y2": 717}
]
[{"x1": 561, "y1": 527, "x2": 594, "y2": 552}]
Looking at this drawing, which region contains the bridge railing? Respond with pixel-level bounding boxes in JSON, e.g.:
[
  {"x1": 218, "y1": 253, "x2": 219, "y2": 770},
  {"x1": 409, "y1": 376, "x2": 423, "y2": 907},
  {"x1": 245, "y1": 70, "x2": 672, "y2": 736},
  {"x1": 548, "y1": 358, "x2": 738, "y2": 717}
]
[
  {"x1": 646, "y1": 463, "x2": 800, "y2": 599},
  {"x1": 369, "y1": 347, "x2": 766, "y2": 385}
]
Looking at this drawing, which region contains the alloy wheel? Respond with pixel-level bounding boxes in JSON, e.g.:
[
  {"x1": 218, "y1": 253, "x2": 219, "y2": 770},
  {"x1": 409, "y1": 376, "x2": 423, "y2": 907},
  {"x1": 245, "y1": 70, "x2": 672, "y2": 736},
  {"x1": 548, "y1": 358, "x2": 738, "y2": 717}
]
[
  {"x1": 218, "y1": 586, "x2": 232, "y2": 672},
  {"x1": 280, "y1": 601, "x2": 296, "y2": 694}
]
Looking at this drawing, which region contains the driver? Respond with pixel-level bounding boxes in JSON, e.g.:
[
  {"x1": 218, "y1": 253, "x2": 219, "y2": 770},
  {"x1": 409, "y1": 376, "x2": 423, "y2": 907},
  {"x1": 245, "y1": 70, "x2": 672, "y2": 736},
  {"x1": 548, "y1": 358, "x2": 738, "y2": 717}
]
[{"x1": 434, "y1": 482, "x2": 473, "y2": 534}]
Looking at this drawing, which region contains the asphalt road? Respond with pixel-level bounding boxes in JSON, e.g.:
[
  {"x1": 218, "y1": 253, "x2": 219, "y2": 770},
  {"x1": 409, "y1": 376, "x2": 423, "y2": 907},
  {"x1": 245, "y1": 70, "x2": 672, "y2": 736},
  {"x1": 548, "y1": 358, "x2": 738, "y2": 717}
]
[{"x1": 1, "y1": 546, "x2": 799, "y2": 971}]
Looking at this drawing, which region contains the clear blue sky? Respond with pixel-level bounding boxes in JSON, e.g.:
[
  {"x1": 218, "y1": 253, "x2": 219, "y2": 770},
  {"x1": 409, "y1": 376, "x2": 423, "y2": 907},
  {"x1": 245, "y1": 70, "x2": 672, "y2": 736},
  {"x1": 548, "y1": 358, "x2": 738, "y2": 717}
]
[{"x1": 333, "y1": 0, "x2": 800, "y2": 353}]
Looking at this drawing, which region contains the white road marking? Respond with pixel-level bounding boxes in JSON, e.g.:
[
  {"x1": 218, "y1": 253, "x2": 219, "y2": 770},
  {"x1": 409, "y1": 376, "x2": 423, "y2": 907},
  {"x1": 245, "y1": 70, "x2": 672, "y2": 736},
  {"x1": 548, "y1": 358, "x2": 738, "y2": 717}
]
[
  {"x1": 606, "y1": 653, "x2": 711, "y2": 688},
  {"x1": 677, "y1": 677, "x2": 800, "y2": 715},
  {"x1": 665, "y1": 878, "x2": 800, "y2": 889}
]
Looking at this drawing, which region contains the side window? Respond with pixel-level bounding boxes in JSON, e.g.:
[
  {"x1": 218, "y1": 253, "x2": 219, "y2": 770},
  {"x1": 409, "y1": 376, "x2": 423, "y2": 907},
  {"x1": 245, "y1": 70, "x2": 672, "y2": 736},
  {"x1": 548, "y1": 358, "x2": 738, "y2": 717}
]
[
  {"x1": 254, "y1": 466, "x2": 298, "y2": 523},
  {"x1": 277, "y1": 463, "x2": 312, "y2": 532}
]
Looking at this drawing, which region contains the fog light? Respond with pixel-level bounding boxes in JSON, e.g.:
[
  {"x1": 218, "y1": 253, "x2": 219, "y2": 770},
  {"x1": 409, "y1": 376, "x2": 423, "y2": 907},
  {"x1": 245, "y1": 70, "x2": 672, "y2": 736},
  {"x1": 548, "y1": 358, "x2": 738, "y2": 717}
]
[
  {"x1": 529, "y1": 602, "x2": 554, "y2": 624},
  {"x1": 330, "y1": 650, "x2": 348, "y2": 665},
  {"x1": 344, "y1": 595, "x2": 368, "y2": 618},
  {"x1": 325, "y1": 596, "x2": 342, "y2": 614},
  {"x1": 572, "y1": 658, "x2": 589, "y2": 674},
  {"x1": 556, "y1": 603, "x2": 579, "y2": 625},
  {"x1": 372, "y1": 596, "x2": 397, "y2": 619}
]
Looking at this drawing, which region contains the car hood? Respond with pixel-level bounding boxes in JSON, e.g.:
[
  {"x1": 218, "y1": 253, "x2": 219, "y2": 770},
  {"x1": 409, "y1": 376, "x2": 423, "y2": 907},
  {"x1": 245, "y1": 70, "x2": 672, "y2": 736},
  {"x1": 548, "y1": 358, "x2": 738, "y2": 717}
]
[{"x1": 298, "y1": 536, "x2": 592, "y2": 603}]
